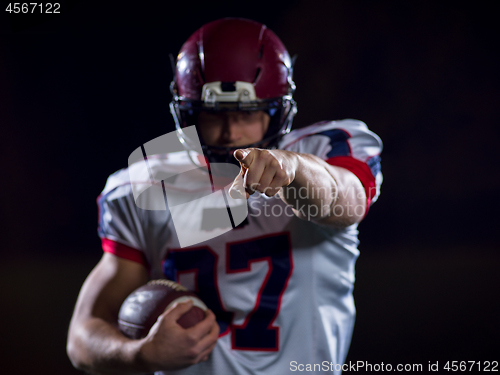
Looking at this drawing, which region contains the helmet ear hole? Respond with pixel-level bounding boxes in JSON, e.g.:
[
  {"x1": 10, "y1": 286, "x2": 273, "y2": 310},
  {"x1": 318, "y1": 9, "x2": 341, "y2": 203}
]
[
  {"x1": 197, "y1": 67, "x2": 205, "y2": 87},
  {"x1": 253, "y1": 68, "x2": 261, "y2": 84},
  {"x1": 258, "y1": 44, "x2": 264, "y2": 59}
]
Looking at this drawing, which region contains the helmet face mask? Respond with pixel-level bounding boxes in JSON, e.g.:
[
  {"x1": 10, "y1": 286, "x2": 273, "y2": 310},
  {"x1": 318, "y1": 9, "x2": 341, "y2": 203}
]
[{"x1": 170, "y1": 18, "x2": 297, "y2": 164}]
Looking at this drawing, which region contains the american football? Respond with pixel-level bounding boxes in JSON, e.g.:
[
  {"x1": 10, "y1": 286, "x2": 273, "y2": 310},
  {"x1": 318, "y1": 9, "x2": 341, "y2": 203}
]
[{"x1": 118, "y1": 279, "x2": 207, "y2": 339}]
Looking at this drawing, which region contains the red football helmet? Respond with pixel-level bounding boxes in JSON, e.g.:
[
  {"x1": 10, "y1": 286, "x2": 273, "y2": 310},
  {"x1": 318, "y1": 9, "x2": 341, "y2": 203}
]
[{"x1": 170, "y1": 18, "x2": 297, "y2": 163}]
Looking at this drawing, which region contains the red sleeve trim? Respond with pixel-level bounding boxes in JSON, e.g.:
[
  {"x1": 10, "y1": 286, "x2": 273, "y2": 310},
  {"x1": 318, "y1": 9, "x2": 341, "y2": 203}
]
[
  {"x1": 101, "y1": 238, "x2": 148, "y2": 267},
  {"x1": 326, "y1": 156, "x2": 377, "y2": 208}
]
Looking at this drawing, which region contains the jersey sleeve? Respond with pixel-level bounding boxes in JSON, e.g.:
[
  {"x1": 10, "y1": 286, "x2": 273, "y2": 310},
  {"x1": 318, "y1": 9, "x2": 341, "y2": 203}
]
[
  {"x1": 280, "y1": 119, "x2": 383, "y2": 209},
  {"x1": 96, "y1": 172, "x2": 149, "y2": 268}
]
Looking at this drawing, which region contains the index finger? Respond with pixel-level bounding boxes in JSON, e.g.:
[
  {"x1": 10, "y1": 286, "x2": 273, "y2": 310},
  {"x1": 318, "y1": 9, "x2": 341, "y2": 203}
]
[{"x1": 234, "y1": 148, "x2": 254, "y2": 169}]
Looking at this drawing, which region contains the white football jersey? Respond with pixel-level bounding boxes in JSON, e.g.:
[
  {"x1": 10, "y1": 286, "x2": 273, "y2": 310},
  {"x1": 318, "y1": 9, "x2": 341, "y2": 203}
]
[{"x1": 97, "y1": 119, "x2": 382, "y2": 375}]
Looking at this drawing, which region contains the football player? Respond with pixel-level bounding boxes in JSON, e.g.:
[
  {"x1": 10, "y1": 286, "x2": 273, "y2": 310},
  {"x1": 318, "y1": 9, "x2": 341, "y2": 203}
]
[{"x1": 67, "y1": 18, "x2": 382, "y2": 375}]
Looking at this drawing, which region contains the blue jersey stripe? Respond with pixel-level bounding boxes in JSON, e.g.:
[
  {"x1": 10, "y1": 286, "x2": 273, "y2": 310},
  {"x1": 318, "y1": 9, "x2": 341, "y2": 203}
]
[
  {"x1": 317, "y1": 129, "x2": 351, "y2": 158},
  {"x1": 366, "y1": 155, "x2": 381, "y2": 178}
]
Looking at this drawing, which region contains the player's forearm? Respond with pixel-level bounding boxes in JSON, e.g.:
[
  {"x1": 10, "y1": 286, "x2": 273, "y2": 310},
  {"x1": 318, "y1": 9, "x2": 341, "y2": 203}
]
[
  {"x1": 67, "y1": 317, "x2": 151, "y2": 375},
  {"x1": 279, "y1": 152, "x2": 336, "y2": 220},
  {"x1": 280, "y1": 152, "x2": 366, "y2": 227}
]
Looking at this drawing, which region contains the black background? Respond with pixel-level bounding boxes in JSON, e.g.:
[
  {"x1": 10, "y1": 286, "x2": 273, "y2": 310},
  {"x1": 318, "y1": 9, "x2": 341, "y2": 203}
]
[{"x1": 1, "y1": 1, "x2": 499, "y2": 373}]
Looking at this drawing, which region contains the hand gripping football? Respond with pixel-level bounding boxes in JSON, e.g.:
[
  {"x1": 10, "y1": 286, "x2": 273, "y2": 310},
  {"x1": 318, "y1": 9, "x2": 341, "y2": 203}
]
[{"x1": 118, "y1": 279, "x2": 207, "y2": 339}]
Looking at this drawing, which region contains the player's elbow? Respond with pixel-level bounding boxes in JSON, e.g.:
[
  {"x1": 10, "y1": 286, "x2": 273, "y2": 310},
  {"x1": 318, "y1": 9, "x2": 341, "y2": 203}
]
[
  {"x1": 317, "y1": 189, "x2": 367, "y2": 228},
  {"x1": 67, "y1": 326, "x2": 92, "y2": 372},
  {"x1": 338, "y1": 196, "x2": 366, "y2": 226},
  {"x1": 316, "y1": 205, "x2": 365, "y2": 228},
  {"x1": 67, "y1": 338, "x2": 83, "y2": 370}
]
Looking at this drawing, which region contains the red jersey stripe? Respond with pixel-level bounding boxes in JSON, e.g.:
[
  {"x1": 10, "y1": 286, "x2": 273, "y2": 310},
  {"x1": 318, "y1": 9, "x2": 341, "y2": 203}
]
[
  {"x1": 101, "y1": 238, "x2": 148, "y2": 267},
  {"x1": 326, "y1": 155, "x2": 377, "y2": 208}
]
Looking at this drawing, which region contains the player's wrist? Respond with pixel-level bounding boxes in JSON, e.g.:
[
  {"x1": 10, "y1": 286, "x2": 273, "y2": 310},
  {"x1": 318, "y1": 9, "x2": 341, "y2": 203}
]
[
  {"x1": 272, "y1": 149, "x2": 300, "y2": 182},
  {"x1": 282, "y1": 152, "x2": 317, "y2": 194},
  {"x1": 136, "y1": 335, "x2": 183, "y2": 373},
  {"x1": 135, "y1": 337, "x2": 164, "y2": 373}
]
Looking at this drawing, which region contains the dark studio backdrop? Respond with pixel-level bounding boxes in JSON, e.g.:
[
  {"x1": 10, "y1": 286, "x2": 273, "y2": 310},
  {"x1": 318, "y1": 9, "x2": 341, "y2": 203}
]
[{"x1": 1, "y1": 1, "x2": 498, "y2": 373}]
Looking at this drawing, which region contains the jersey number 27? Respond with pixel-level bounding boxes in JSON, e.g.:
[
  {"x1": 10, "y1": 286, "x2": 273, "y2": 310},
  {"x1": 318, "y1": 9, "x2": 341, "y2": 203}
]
[{"x1": 163, "y1": 232, "x2": 293, "y2": 351}]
